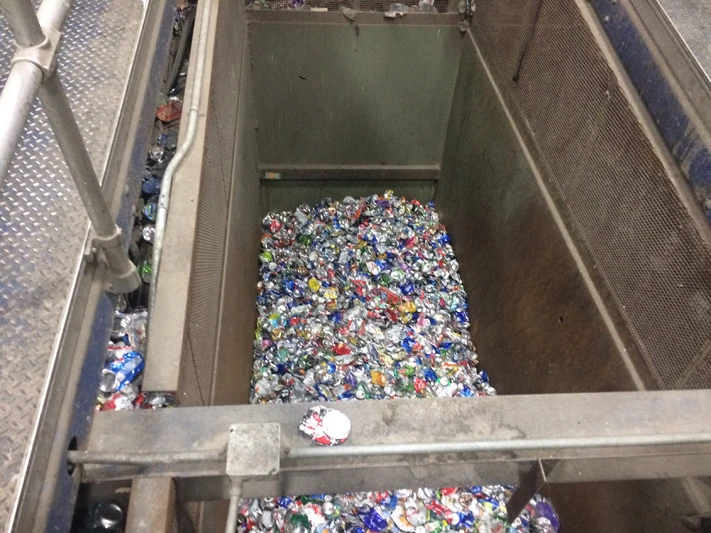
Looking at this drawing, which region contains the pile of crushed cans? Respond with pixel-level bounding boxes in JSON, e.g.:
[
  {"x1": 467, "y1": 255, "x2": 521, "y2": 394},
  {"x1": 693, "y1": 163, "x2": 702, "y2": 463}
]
[
  {"x1": 242, "y1": 192, "x2": 559, "y2": 532},
  {"x1": 94, "y1": 2, "x2": 196, "y2": 414},
  {"x1": 237, "y1": 490, "x2": 558, "y2": 533},
  {"x1": 251, "y1": 192, "x2": 493, "y2": 404}
]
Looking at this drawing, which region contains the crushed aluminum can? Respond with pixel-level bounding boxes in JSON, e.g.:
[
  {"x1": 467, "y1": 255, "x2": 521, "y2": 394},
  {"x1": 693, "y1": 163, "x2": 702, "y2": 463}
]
[
  {"x1": 299, "y1": 405, "x2": 351, "y2": 446},
  {"x1": 156, "y1": 97, "x2": 183, "y2": 123}
]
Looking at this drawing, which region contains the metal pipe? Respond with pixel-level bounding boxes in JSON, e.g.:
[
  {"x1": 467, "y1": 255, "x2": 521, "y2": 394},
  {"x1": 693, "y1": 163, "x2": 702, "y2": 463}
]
[
  {"x1": 67, "y1": 449, "x2": 225, "y2": 466},
  {"x1": 149, "y1": 0, "x2": 213, "y2": 316},
  {"x1": 285, "y1": 432, "x2": 711, "y2": 459},
  {"x1": 39, "y1": 76, "x2": 116, "y2": 236},
  {"x1": 36, "y1": 0, "x2": 72, "y2": 32},
  {"x1": 0, "y1": 0, "x2": 72, "y2": 186},
  {"x1": 67, "y1": 432, "x2": 711, "y2": 466},
  {"x1": 0, "y1": 61, "x2": 43, "y2": 182},
  {"x1": 39, "y1": 74, "x2": 140, "y2": 290},
  {"x1": 0, "y1": 0, "x2": 46, "y2": 47},
  {"x1": 225, "y1": 483, "x2": 243, "y2": 533}
]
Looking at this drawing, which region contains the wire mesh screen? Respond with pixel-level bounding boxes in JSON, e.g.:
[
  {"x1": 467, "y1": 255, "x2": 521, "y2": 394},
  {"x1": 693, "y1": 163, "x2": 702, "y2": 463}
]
[
  {"x1": 180, "y1": 1, "x2": 241, "y2": 406},
  {"x1": 175, "y1": 0, "x2": 243, "y2": 525},
  {"x1": 180, "y1": 95, "x2": 229, "y2": 406},
  {"x1": 473, "y1": 0, "x2": 711, "y2": 389}
]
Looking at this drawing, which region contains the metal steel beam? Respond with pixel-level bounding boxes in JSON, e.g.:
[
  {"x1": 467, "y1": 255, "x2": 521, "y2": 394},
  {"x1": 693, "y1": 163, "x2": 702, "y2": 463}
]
[
  {"x1": 257, "y1": 163, "x2": 440, "y2": 181},
  {"x1": 125, "y1": 477, "x2": 175, "y2": 533},
  {"x1": 77, "y1": 391, "x2": 711, "y2": 500}
]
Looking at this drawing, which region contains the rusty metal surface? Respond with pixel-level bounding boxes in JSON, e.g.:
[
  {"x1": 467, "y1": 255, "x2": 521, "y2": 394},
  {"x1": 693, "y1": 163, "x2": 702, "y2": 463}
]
[
  {"x1": 213, "y1": 0, "x2": 261, "y2": 407},
  {"x1": 79, "y1": 391, "x2": 711, "y2": 495},
  {"x1": 468, "y1": 0, "x2": 711, "y2": 528}
]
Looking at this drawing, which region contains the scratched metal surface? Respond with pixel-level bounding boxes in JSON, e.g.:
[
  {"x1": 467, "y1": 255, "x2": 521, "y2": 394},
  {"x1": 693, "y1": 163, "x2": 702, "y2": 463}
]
[
  {"x1": 656, "y1": 0, "x2": 711, "y2": 84},
  {"x1": 0, "y1": 0, "x2": 144, "y2": 528}
]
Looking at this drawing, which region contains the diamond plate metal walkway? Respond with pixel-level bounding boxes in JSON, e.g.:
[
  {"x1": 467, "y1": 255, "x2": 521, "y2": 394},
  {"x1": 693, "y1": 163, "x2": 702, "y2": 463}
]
[
  {"x1": 657, "y1": 0, "x2": 711, "y2": 83},
  {"x1": 0, "y1": 0, "x2": 144, "y2": 527}
]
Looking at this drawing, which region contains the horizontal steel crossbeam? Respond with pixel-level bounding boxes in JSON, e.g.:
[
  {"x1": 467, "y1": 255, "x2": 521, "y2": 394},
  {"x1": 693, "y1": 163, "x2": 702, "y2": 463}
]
[{"x1": 78, "y1": 391, "x2": 711, "y2": 501}]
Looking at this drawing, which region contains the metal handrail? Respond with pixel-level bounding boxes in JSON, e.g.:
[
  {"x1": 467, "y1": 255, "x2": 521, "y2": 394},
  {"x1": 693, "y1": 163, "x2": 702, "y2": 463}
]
[{"x1": 0, "y1": 0, "x2": 140, "y2": 293}]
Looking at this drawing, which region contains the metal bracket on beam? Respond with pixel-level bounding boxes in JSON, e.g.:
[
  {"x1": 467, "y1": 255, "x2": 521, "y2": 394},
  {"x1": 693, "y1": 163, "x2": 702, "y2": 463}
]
[
  {"x1": 90, "y1": 227, "x2": 141, "y2": 294},
  {"x1": 226, "y1": 423, "x2": 281, "y2": 479},
  {"x1": 225, "y1": 424, "x2": 281, "y2": 533},
  {"x1": 11, "y1": 25, "x2": 61, "y2": 79},
  {"x1": 506, "y1": 459, "x2": 558, "y2": 522}
]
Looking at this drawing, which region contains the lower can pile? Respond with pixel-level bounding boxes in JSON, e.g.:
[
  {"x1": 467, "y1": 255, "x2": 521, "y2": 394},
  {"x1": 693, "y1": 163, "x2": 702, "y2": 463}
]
[{"x1": 242, "y1": 192, "x2": 559, "y2": 533}]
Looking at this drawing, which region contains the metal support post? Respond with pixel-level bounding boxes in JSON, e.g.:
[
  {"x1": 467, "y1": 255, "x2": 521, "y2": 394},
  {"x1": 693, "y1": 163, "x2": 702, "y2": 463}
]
[
  {"x1": 38, "y1": 74, "x2": 140, "y2": 292},
  {"x1": 0, "y1": 0, "x2": 140, "y2": 293},
  {"x1": 125, "y1": 478, "x2": 176, "y2": 533},
  {"x1": 0, "y1": 0, "x2": 47, "y2": 181},
  {"x1": 1, "y1": 0, "x2": 44, "y2": 46},
  {"x1": 225, "y1": 482, "x2": 243, "y2": 533}
]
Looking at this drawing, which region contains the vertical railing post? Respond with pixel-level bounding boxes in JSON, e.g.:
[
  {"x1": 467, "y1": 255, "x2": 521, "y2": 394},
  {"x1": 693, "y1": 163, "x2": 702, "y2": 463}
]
[{"x1": 0, "y1": 0, "x2": 140, "y2": 292}]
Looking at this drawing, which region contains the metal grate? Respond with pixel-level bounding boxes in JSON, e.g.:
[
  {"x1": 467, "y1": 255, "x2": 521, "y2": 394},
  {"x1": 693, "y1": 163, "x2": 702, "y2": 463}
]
[
  {"x1": 510, "y1": 1, "x2": 612, "y2": 191},
  {"x1": 471, "y1": 0, "x2": 540, "y2": 85},
  {"x1": 181, "y1": 93, "x2": 230, "y2": 406},
  {"x1": 472, "y1": 0, "x2": 711, "y2": 389},
  {"x1": 685, "y1": 345, "x2": 711, "y2": 389},
  {"x1": 180, "y1": 3, "x2": 240, "y2": 406}
]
